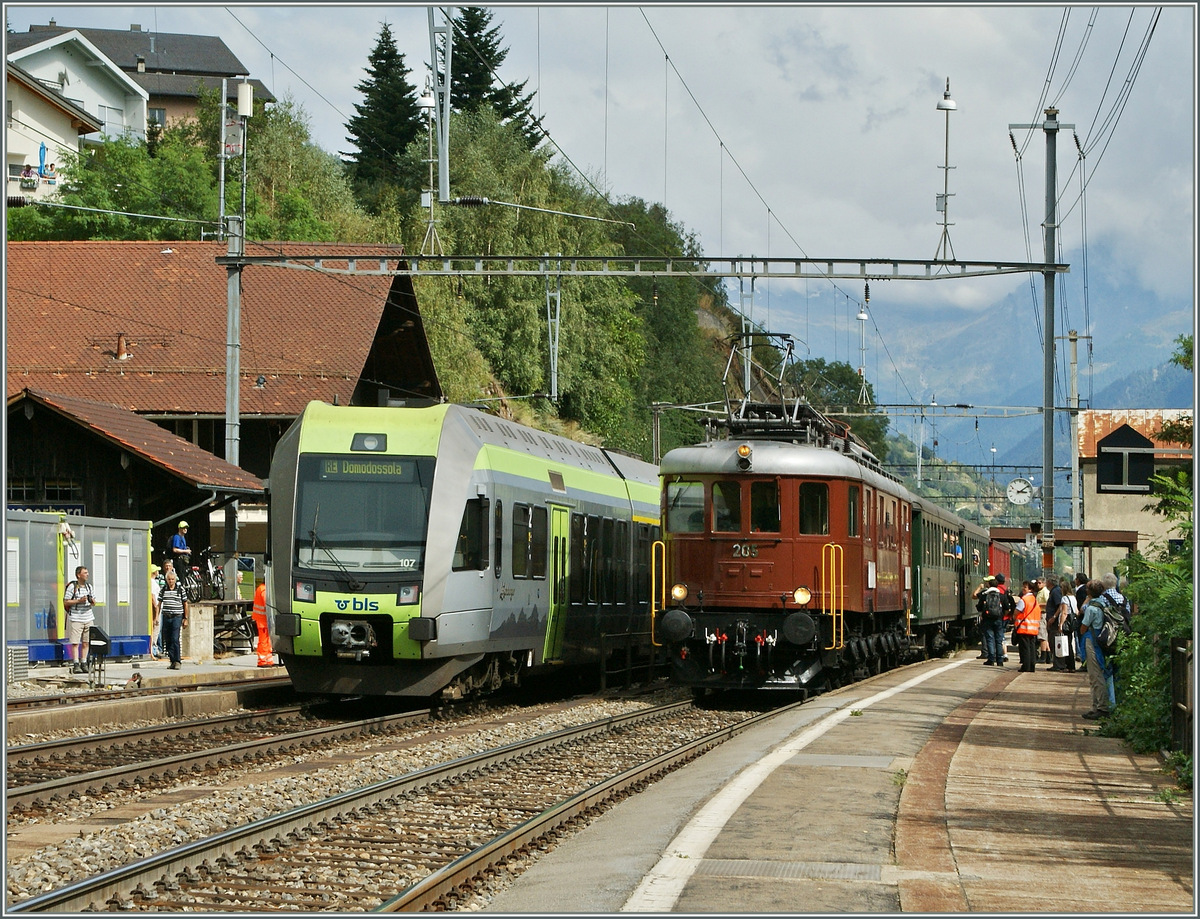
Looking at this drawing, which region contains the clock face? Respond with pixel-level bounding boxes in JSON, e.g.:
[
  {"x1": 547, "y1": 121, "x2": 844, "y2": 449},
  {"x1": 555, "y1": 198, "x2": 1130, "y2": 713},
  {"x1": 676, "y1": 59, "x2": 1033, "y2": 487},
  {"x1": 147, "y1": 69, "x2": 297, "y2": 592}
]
[{"x1": 1006, "y1": 478, "x2": 1034, "y2": 505}]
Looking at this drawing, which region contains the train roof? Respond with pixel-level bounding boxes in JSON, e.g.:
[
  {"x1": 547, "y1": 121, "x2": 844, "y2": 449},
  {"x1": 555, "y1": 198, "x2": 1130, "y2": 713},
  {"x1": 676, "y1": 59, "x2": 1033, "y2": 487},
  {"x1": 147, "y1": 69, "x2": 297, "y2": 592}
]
[
  {"x1": 660, "y1": 439, "x2": 900, "y2": 492},
  {"x1": 291, "y1": 400, "x2": 658, "y2": 488}
]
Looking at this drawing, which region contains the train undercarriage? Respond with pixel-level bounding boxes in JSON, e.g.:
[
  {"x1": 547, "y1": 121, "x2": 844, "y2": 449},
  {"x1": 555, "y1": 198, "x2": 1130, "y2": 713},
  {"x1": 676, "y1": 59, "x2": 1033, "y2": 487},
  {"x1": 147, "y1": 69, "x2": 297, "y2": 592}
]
[{"x1": 664, "y1": 609, "x2": 960, "y2": 697}]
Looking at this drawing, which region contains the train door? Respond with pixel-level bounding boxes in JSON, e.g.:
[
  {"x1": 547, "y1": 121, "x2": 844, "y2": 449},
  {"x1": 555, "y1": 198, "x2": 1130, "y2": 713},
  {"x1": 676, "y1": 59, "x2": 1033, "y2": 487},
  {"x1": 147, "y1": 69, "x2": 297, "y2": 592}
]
[{"x1": 543, "y1": 505, "x2": 570, "y2": 661}]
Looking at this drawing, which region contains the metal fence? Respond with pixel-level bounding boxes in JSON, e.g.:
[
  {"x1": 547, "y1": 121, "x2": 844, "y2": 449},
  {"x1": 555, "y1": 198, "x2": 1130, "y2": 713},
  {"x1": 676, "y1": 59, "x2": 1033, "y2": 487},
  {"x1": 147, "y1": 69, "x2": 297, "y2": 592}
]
[{"x1": 1170, "y1": 634, "x2": 1193, "y2": 754}]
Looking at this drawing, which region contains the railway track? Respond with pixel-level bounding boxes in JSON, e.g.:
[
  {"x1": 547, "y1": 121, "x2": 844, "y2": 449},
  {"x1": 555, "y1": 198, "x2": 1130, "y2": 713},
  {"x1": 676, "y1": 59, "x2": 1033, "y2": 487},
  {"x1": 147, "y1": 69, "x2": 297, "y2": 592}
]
[
  {"x1": 8, "y1": 697, "x2": 797, "y2": 912},
  {"x1": 6, "y1": 705, "x2": 436, "y2": 814}
]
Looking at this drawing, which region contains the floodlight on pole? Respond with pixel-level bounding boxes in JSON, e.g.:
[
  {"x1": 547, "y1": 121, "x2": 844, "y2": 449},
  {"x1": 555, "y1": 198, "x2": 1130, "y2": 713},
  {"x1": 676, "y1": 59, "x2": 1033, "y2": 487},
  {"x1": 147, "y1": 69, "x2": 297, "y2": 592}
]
[
  {"x1": 934, "y1": 78, "x2": 956, "y2": 262},
  {"x1": 418, "y1": 79, "x2": 442, "y2": 256}
]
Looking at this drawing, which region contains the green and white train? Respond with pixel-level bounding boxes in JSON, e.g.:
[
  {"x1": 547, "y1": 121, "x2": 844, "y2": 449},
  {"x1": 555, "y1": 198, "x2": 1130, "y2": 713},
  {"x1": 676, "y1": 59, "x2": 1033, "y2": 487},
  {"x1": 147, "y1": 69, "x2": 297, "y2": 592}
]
[{"x1": 266, "y1": 401, "x2": 661, "y2": 698}]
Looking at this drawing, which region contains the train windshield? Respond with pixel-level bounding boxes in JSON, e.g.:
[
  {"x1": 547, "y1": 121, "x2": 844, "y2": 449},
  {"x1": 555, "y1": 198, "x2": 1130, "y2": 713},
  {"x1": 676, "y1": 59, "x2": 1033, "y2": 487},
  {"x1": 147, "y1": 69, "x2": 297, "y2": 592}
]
[{"x1": 293, "y1": 454, "x2": 434, "y2": 571}]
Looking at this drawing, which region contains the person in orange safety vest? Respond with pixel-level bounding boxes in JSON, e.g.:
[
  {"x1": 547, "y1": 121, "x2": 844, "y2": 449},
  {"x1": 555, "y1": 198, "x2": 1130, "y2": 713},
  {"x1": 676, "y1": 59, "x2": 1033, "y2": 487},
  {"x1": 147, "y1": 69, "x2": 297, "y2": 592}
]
[
  {"x1": 1012, "y1": 580, "x2": 1042, "y2": 672},
  {"x1": 252, "y1": 579, "x2": 275, "y2": 667}
]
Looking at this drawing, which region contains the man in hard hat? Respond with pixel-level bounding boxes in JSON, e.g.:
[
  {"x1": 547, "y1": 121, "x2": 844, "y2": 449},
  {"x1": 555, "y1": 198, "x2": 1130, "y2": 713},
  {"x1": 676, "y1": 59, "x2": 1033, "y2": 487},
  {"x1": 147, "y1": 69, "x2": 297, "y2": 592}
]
[
  {"x1": 170, "y1": 521, "x2": 191, "y2": 565},
  {"x1": 252, "y1": 578, "x2": 275, "y2": 667}
]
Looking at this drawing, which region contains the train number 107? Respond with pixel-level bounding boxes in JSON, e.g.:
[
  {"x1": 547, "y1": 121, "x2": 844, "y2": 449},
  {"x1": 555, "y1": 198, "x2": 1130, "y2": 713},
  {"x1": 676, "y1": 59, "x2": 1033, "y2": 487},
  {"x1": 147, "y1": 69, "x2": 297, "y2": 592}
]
[{"x1": 731, "y1": 544, "x2": 758, "y2": 558}]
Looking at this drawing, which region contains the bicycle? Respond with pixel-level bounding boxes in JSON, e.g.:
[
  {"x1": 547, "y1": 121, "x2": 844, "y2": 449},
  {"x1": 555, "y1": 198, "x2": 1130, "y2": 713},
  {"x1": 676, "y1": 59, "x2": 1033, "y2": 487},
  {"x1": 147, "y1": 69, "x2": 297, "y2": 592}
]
[
  {"x1": 194, "y1": 545, "x2": 226, "y2": 601},
  {"x1": 177, "y1": 553, "x2": 204, "y2": 603}
]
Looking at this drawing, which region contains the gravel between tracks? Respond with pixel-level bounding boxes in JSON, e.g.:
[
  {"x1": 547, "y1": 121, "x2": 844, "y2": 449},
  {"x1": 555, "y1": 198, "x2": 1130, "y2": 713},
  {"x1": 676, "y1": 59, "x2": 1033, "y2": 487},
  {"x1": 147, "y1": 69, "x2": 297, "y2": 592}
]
[{"x1": 5, "y1": 691, "x2": 689, "y2": 906}]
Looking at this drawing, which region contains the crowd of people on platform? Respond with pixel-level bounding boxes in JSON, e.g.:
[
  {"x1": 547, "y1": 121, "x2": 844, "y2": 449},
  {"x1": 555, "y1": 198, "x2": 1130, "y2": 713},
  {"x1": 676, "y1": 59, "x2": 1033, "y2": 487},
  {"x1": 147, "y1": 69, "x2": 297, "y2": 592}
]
[{"x1": 972, "y1": 569, "x2": 1131, "y2": 721}]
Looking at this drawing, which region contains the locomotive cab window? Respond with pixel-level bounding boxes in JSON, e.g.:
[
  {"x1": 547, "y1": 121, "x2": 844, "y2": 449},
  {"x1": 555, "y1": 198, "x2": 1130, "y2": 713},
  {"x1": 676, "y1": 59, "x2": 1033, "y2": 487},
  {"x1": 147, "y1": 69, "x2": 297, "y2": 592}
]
[
  {"x1": 665, "y1": 481, "x2": 705, "y2": 533},
  {"x1": 798, "y1": 482, "x2": 829, "y2": 535},
  {"x1": 750, "y1": 481, "x2": 780, "y2": 533},
  {"x1": 453, "y1": 497, "x2": 489, "y2": 571},
  {"x1": 712, "y1": 481, "x2": 741, "y2": 532},
  {"x1": 848, "y1": 485, "x2": 860, "y2": 537}
]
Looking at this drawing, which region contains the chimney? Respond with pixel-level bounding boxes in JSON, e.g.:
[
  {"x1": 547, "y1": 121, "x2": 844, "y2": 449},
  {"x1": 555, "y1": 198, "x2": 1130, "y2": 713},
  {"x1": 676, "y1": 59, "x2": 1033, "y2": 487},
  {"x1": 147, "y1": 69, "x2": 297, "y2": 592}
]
[
  {"x1": 136, "y1": 55, "x2": 145, "y2": 73},
  {"x1": 115, "y1": 333, "x2": 130, "y2": 360}
]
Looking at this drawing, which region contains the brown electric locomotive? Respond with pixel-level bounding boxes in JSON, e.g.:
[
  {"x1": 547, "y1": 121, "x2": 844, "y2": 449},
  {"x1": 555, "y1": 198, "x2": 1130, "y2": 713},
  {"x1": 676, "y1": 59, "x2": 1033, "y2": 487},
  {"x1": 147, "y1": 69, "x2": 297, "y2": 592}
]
[{"x1": 653, "y1": 390, "x2": 992, "y2": 696}]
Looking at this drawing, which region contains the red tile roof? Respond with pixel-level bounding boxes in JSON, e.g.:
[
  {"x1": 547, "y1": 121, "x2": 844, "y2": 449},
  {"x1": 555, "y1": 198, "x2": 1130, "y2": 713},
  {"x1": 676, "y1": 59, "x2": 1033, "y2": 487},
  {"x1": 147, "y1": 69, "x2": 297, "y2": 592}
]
[
  {"x1": 5, "y1": 240, "x2": 411, "y2": 415},
  {"x1": 9, "y1": 387, "x2": 264, "y2": 493}
]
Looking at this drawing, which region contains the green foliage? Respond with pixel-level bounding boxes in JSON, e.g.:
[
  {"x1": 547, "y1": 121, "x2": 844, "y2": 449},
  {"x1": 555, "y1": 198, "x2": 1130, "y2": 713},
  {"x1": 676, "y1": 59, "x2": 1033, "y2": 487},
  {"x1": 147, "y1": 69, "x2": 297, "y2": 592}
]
[
  {"x1": 1100, "y1": 472, "x2": 1194, "y2": 760},
  {"x1": 7, "y1": 134, "x2": 220, "y2": 241},
  {"x1": 449, "y1": 7, "x2": 543, "y2": 148},
  {"x1": 344, "y1": 22, "x2": 423, "y2": 212},
  {"x1": 783, "y1": 358, "x2": 891, "y2": 458}
]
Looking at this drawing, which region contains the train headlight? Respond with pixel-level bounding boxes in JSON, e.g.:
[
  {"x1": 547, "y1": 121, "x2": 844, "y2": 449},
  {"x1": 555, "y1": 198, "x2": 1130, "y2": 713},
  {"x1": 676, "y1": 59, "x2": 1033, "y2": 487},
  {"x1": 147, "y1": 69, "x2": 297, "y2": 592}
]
[
  {"x1": 351, "y1": 432, "x2": 388, "y2": 451},
  {"x1": 670, "y1": 583, "x2": 689, "y2": 603},
  {"x1": 736, "y1": 442, "x2": 753, "y2": 470},
  {"x1": 792, "y1": 586, "x2": 812, "y2": 606},
  {"x1": 397, "y1": 584, "x2": 420, "y2": 605},
  {"x1": 294, "y1": 580, "x2": 316, "y2": 602}
]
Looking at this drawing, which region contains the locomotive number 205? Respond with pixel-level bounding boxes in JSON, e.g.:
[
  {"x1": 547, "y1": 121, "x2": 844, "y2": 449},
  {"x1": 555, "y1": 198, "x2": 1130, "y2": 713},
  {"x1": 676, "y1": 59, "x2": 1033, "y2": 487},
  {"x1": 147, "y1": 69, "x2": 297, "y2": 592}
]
[{"x1": 731, "y1": 543, "x2": 758, "y2": 558}]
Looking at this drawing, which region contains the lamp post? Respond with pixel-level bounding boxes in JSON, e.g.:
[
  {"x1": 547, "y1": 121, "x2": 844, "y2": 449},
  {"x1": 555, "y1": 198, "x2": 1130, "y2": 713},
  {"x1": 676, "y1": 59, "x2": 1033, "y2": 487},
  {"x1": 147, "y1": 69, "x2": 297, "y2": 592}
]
[
  {"x1": 418, "y1": 80, "x2": 441, "y2": 256},
  {"x1": 934, "y1": 78, "x2": 956, "y2": 262},
  {"x1": 223, "y1": 80, "x2": 252, "y2": 592}
]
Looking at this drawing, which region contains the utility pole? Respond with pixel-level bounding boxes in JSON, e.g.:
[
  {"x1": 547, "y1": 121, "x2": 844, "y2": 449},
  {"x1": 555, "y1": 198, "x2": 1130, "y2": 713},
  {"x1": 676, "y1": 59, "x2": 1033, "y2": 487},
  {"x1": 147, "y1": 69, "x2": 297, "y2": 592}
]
[
  {"x1": 1011, "y1": 106, "x2": 1072, "y2": 579},
  {"x1": 223, "y1": 81, "x2": 252, "y2": 592},
  {"x1": 1063, "y1": 329, "x2": 1091, "y2": 570},
  {"x1": 427, "y1": 6, "x2": 454, "y2": 204}
]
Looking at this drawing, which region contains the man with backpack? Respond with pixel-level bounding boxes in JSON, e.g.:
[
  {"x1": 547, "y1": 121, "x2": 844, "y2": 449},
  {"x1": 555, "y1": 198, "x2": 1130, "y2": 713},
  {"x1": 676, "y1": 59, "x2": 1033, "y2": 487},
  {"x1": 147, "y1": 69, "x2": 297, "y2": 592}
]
[
  {"x1": 1079, "y1": 579, "x2": 1116, "y2": 719},
  {"x1": 63, "y1": 566, "x2": 95, "y2": 674},
  {"x1": 976, "y1": 575, "x2": 1008, "y2": 667}
]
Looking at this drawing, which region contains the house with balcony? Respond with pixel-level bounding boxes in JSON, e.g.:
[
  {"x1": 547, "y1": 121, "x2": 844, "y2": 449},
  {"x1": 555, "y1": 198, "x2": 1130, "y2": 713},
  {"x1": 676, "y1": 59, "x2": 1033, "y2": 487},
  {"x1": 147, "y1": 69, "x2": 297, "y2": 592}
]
[
  {"x1": 7, "y1": 21, "x2": 273, "y2": 133},
  {"x1": 5, "y1": 60, "x2": 103, "y2": 196},
  {"x1": 5, "y1": 28, "x2": 148, "y2": 142}
]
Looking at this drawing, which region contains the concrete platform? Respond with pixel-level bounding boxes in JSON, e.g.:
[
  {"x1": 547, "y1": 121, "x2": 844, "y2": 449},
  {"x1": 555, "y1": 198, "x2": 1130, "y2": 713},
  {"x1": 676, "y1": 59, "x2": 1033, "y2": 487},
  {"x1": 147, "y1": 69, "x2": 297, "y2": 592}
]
[
  {"x1": 6, "y1": 654, "x2": 288, "y2": 739},
  {"x1": 485, "y1": 651, "x2": 1194, "y2": 914}
]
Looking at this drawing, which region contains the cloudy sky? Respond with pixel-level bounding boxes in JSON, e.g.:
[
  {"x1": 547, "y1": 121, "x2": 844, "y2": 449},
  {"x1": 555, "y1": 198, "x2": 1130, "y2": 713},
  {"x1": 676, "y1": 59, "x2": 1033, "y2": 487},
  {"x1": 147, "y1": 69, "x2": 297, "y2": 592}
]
[{"x1": 7, "y1": 3, "x2": 1196, "y2": 416}]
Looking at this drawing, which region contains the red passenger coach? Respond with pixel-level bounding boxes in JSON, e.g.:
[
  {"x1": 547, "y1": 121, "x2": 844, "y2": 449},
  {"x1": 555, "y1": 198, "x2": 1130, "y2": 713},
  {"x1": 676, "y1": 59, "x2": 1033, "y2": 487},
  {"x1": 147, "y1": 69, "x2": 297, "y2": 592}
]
[{"x1": 654, "y1": 392, "x2": 989, "y2": 697}]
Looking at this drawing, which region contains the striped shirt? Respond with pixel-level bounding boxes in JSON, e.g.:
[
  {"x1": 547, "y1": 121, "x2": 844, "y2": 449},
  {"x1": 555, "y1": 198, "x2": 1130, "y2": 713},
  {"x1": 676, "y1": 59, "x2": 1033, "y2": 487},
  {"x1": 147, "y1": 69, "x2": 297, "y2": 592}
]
[{"x1": 159, "y1": 584, "x2": 187, "y2": 618}]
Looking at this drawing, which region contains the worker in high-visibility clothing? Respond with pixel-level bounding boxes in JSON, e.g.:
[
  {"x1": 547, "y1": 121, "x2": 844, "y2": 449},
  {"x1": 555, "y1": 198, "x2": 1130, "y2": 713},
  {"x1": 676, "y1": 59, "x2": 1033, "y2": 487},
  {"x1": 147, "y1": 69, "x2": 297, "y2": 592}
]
[{"x1": 252, "y1": 579, "x2": 275, "y2": 667}]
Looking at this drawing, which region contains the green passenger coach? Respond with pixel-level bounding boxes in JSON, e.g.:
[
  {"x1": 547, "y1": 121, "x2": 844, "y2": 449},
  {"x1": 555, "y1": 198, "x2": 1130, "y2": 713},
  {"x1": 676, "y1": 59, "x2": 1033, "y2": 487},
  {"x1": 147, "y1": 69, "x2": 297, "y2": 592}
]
[{"x1": 266, "y1": 401, "x2": 661, "y2": 699}]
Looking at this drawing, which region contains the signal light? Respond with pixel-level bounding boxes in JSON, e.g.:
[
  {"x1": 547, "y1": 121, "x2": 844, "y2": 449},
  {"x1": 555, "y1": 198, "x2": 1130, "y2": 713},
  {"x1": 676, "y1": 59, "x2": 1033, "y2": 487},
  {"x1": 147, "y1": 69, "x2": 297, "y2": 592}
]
[{"x1": 736, "y1": 443, "x2": 752, "y2": 470}]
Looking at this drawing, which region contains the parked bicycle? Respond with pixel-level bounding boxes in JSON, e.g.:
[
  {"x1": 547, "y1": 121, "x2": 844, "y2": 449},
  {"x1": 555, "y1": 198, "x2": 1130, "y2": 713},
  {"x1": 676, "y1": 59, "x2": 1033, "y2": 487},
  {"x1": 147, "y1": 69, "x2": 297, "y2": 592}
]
[
  {"x1": 194, "y1": 545, "x2": 226, "y2": 601},
  {"x1": 176, "y1": 546, "x2": 224, "y2": 602}
]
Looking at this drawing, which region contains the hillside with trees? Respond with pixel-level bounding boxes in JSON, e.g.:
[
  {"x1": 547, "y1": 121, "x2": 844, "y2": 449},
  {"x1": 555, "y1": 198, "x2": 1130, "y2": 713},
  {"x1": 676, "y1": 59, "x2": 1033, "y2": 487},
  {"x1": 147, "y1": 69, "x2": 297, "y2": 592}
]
[{"x1": 2, "y1": 8, "x2": 887, "y2": 464}]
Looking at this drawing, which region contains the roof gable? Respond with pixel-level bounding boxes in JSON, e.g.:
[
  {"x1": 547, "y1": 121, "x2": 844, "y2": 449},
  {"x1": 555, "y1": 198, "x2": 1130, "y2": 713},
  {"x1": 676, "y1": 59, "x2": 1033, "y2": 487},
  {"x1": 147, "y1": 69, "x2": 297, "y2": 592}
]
[
  {"x1": 1077, "y1": 409, "x2": 1193, "y2": 460},
  {"x1": 7, "y1": 29, "x2": 149, "y2": 100},
  {"x1": 5, "y1": 241, "x2": 441, "y2": 416},
  {"x1": 14, "y1": 24, "x2": 249, "y2": 77},
  {"x1": 8, "y1": 388, "x2": 263, "y2": 494}
]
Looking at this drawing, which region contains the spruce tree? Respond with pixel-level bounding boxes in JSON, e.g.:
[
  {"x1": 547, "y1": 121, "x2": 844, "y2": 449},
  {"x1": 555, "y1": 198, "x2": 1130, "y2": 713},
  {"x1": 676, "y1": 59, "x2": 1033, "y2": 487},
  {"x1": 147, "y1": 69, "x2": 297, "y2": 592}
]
[
  {"x1": 344, "y1": 22, "x2": 422, "y2": 209},
  {"x1": 449, "y1": 7, "x2": 544, "y2": 148}
]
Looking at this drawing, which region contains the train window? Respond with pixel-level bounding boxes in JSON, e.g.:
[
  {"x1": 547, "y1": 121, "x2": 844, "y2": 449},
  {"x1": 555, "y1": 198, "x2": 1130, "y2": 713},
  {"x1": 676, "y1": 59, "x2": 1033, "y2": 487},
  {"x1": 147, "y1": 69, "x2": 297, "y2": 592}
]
[
  {"x1": 847, "y1": 486, "x2": 860, "y2": 537},
  {"x1": 750, "y1": 481, "x2": 780, "y2": 532},
  {"x1": 712, "y1": 481, "x2": 741, "y2": 532},
  {"x1": 601, "y1": 517, "x2": 615, "y2": 603},
  {"x1": 665, "y1": 481, "x2": 705, "y2": 533},
  {"x1": 616, "y1": 519, "x2": 630, "y2": 606},
  {"x1": 570, "y1": 514, "x2": 587, "y2": 604},
  {"x1": 587, "y1": 515, "x2": 601, "y2": 603},
  {"x1": 512, "y1": 504, "x2": 532, "y2": 578},
  {"x1": 452, "y1": 497, "x2": 489, "y2": 572},
  {"x1": 531, "y1": 506, "x2": 548, "y2": 579},
  {"x1": 798, "y1": 482, "x2": 829, "y2": 535},
  {"x1": 494, "y1": 500, "x2": 503, "y2": 578}
]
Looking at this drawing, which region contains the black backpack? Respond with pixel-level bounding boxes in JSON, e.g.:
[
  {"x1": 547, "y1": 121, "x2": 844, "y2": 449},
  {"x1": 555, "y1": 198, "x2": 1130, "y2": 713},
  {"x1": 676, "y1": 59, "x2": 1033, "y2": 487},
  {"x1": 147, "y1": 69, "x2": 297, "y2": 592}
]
[{"x1": 982, "y1": 588, "x2": 1004, "y2": 620}]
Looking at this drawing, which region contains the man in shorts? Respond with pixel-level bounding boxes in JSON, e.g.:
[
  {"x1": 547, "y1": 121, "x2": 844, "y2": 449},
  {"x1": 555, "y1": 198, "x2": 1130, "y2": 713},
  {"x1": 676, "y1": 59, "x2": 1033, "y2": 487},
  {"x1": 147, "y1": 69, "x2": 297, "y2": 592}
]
[{"x1": 63, "y1": 566, "x2": 95, "y2": 674}]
